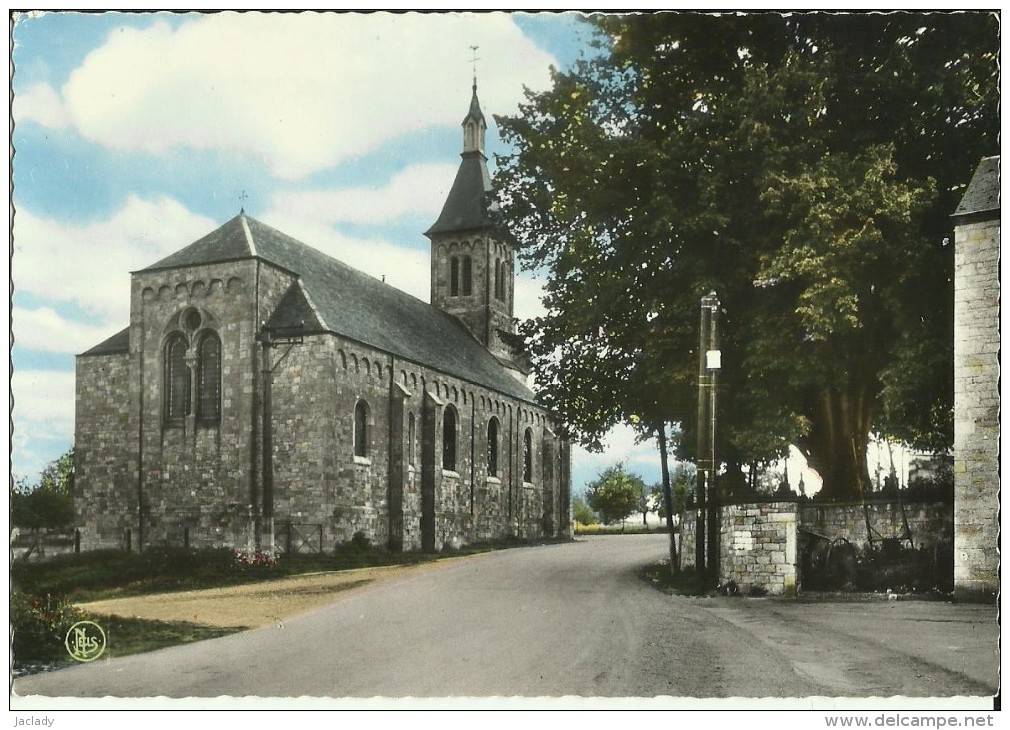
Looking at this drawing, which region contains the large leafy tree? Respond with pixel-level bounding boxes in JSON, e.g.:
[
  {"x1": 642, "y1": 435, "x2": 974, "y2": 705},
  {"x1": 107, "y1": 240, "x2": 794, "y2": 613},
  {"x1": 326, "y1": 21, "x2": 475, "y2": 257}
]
[
  {"x1": 586, "y1": 463, "x2": 645, "y2": 525},
  {"x1": 496, "y1": 12, "x2": 997, "y2": 500}
]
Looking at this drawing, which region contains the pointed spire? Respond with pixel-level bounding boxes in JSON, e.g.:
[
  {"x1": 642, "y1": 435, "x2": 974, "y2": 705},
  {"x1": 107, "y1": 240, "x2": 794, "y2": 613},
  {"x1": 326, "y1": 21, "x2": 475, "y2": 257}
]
[
  {"x1": 466, "y1": 80, "x2": 484, "y2": 123},
  {"x1": 426, "y1": 81, "x2": 493, "y2": 237},
  {"x1": 461, "y1": 81, "x2": 486, "y2": 156},
  {"x1": 462, "y1": 45, "x2": 486, "y2": 155}
]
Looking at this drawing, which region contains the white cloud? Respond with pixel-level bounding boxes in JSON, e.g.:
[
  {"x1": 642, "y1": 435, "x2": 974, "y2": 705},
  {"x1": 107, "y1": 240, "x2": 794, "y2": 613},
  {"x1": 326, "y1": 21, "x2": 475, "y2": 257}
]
[
  {"x1": 14, "y1": 81, "x2": 71, "y2": 128},
  {"x1": 11, "y1": 369, "x2": 76, "y2": 479},
  {"x1": 12, "y1": 306, "x2": 124, "y2": 355},
  {"x1": 13, "y1": 195, "x2": 217, "y2": 323},
  {"x1": 272, "y1": 163, "x2": 459, "y2": 226},
  {"x1": 12, "y1": 369, "x2": 75, "y2": 432},
  {"x1": 28, "y1": 12, "x2": 557, "y2": 180},
  {"x1": 574, "y1": 423, "x2": 663, "y2": 478}
]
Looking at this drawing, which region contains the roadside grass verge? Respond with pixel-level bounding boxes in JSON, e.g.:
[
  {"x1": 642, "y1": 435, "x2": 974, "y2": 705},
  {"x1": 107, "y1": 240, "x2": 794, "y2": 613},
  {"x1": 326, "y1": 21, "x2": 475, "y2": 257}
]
[
  {"x1": 575, "y1": 523, "x2": 667, "y2": 536},
  {"x1": 640, "y1": 560, "x2": 706, "y2": 596},
  {"x1": 13, "y1": 547, "x2": 428, "y2": 603},
  {"x1": 96, "y1": 614, "x2": 243, "y2": 659},
  {"x1": 12, "y1": 538, "x2": 544, "y2": 603}
]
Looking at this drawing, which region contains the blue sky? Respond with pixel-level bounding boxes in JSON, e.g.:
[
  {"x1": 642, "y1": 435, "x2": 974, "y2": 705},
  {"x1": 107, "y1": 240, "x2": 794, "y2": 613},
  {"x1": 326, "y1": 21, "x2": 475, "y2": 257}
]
[{"x1": 10, "y1": 10, "x2": 673, "y2": 495}]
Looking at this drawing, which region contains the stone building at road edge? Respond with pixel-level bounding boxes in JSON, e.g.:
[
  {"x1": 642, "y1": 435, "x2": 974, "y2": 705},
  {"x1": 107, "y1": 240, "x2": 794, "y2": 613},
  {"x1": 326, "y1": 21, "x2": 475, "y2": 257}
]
[{"x1": 951, "y1": 155, "x2": 999, "y2": 600}]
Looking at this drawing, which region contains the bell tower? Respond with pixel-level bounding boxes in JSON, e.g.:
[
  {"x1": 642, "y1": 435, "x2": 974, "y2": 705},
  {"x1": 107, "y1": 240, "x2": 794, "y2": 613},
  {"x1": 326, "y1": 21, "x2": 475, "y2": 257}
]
[{"x1": 426, "y1": 80, "x2": 525, "y2": 376}]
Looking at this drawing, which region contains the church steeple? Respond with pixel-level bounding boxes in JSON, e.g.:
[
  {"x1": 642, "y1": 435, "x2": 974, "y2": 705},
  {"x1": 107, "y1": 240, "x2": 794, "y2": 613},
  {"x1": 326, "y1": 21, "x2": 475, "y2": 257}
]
[
  {"x1": 425, "y1": 81, "x2": 494, "y2": 237},
  {"x1": 462, "y1": 81, "x2": 486, "y2": 156},
  {"x1": 425, "y1": 78, "x2": 525, "y2": 378}
]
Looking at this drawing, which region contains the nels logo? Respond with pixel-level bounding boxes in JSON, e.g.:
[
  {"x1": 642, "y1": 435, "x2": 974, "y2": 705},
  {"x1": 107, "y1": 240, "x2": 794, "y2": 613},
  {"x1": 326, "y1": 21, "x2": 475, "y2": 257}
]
[{"x1": 65, "y1": 621, "x2": 106, "y2": 662}]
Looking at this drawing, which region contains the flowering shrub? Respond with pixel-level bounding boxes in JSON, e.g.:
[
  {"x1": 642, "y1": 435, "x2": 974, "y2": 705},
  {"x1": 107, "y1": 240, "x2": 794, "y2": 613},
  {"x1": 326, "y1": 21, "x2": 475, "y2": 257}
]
[
  {"x1": 233, "y1": 548, "x2": 280, "y2": 568},
  {"x1": 12, "y1": 591, "x2": 86, "y2": 663}
]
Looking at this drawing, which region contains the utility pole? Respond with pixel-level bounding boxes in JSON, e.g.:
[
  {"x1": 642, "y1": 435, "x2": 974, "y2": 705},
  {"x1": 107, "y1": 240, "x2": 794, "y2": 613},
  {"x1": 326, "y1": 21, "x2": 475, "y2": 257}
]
[
  {"x1": 257, "y1": 322, "x2": 305, "y2": 554},
  {"x1": 696, "y1": 291, "x2": 721, "y2": 586}
]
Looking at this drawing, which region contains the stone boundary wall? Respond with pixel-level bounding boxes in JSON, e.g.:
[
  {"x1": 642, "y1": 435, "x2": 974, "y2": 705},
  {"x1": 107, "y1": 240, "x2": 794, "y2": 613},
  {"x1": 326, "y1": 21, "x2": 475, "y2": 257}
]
[
  {"x1": 799, "y1": 501, "x2": 952, "y2": 550},
  {"x1": 678, "y1": 499, "x2": 952, "y2": 595}
]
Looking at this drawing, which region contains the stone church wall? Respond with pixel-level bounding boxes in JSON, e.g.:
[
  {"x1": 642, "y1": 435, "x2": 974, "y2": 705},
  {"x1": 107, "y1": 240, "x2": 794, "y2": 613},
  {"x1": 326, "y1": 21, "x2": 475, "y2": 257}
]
[
  {"x1": 270, "y1": 336, "x2": 393, "y2": 549},
  {"x1": 129, "y1": 259, "x2": 295, "y2": 549},
  {"x1": 268, "y1": 335, "x2": 344, "y2": 548},
  {"x1": 74, "y1": 351, "x2": 134, "y2": 549},
  {"x1": 265, "y1": 333, "x2": 563, "y2": 552}
]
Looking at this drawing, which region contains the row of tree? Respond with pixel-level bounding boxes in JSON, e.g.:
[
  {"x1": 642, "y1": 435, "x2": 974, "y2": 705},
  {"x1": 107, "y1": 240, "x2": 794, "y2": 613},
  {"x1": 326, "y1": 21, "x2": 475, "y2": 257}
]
[{"x1": 494, "y1": 13, "x2": 998, "y2": 501}]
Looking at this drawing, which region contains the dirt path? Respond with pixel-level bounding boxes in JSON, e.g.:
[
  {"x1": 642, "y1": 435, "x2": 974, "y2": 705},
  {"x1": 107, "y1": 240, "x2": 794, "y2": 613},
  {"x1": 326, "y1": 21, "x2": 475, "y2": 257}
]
[{"x1": 78, "y1": 559, "x2": 469, "y2": 629}]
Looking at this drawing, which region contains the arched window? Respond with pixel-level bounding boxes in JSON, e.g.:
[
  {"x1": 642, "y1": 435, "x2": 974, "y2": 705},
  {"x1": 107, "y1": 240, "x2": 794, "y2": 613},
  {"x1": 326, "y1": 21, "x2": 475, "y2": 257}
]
[
  {"x1": 408, "y1": 412, "x2": 416, "y2": 467},
  {"x1": 462, "y1": 256, "x2": 472, "y2": 296},
  {"x1": 523, "y1": 428, "x2": 533, "y2": 482},
  {"x1": 500, "y1": 260, "x2": 509, "y2": 303},
  {"x1": 494, "y1": 258, "x2": 501, "y2": 300},
  {"x1": 354, "y1": 400, "x2": 369, "y2": 458},
  {"x1": 196, "y1": 333, "x2": 221, "y2": 423},
  {"x1": 450, "y1": 257, "x2": 460, "y2": 296},
  {"x1": 487, "y1": 418, "x2": 499, "y2": 477},
  {"x1": 442, "y1": 407, "x2": 457, "y2": 471},
  {"x1": 164, "y1": 334, "x2": 190, "y2": 423}
]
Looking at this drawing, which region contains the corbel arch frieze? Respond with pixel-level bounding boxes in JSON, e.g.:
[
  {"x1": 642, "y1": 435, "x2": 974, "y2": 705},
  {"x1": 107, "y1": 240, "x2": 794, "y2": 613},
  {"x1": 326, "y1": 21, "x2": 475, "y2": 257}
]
[{"x1": 143, "y1": 276, "x2": 237, "y2": 302}]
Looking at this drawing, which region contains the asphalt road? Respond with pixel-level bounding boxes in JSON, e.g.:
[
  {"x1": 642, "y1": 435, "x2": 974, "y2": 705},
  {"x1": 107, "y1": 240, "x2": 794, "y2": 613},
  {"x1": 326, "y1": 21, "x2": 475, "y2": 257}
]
[{"x1": 12, "y1": 534, "x2": 998, "y2": 700}]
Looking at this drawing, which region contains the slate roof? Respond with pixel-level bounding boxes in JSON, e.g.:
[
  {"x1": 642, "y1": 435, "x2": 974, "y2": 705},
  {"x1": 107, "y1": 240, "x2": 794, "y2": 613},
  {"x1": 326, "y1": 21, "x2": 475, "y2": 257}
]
[
  {"x1": 425, "y1": 151, "x2": 494, "y2": 236},
  {"x1": 80, "y1": 327, "x2": 130, "y2": 356},
  {"x1": 137, "y1": 214, "x2": 535, "y2": 403},
  {"x1": 953, "y1": 155, "x2": 1000, "y2": 220}
]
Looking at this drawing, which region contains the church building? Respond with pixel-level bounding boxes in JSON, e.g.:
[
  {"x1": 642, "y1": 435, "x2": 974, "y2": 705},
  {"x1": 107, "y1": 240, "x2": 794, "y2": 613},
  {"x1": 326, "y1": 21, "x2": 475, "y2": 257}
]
[{"x1": 73, "y1": 84, "x2": 572, "y2": 553}]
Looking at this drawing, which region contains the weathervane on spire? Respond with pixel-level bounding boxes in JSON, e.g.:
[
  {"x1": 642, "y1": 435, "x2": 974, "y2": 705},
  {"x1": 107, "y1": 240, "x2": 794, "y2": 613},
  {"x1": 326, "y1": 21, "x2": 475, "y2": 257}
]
[
  {"x1": 239, "y1": 190, "x2": 249, "y2": 214},
  {"x1": 469, "y1": 45, "x2": 480, "y2": 86}
]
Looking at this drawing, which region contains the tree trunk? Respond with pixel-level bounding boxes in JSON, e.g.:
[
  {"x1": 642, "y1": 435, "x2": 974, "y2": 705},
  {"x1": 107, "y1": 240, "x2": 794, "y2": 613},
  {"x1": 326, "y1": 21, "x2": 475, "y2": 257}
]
[
  {"x1": 800, "y1": 387, "x2": 874, "y2": 501},
  {"x1": 657, "y1": 424, "x2": 680, "y2": 575}
]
